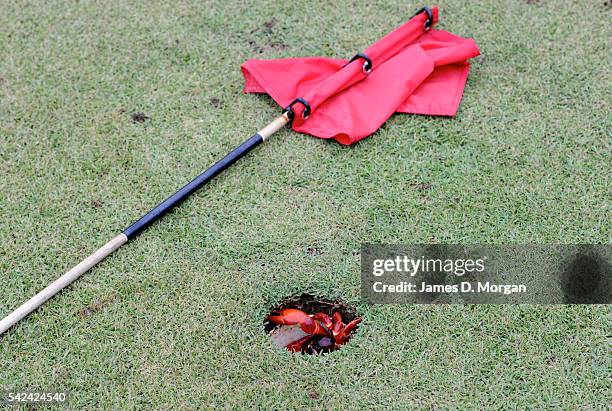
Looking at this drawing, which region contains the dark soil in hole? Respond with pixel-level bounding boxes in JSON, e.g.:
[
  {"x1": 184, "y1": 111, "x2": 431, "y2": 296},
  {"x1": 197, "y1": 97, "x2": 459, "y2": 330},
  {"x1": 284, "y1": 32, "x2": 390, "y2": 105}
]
[{"x1": 265, "y1": 293, "x2": 360, "y2": 355}]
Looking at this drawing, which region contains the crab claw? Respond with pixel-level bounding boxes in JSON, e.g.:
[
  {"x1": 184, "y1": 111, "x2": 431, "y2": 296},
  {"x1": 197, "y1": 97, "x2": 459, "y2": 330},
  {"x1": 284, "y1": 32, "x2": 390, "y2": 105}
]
[
  {"x1": 285, "y1": 335, "x2": 313, "y2": 352},
  {"x1": 267, "y1": 308, "x2": 309, "y2": 325},
  {"x1": 331, "y1": 311, "x2": 344, "y2": 335},
  {"x1": 312, "y1": 312, "x2": 333, "y2": 329},
  {"x1": 334, "y1": 317, "x2": 362, "y2": 345},
  {"x1": 299, "y1": 316, "x2": 331, "y2": 336},
  {"x1": 343, "y1": 317, "x2": 362, "y2": 334}
]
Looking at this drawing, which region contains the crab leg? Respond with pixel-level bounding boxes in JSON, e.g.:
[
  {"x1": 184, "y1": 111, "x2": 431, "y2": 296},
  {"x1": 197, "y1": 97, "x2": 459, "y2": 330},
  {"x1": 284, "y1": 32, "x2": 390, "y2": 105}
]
[
  {"x1": 267, "y1": 308, "x2": 309, "y2": 325},
  {"x1": 299, "y1": 316, "x2": 331, "y2": 337},
  {"x1": 312, "y1": 312, "x2": 333, "y2": 329},
  {"x1": 285, "y1": 335, "x2": 313, "y2": 352}
]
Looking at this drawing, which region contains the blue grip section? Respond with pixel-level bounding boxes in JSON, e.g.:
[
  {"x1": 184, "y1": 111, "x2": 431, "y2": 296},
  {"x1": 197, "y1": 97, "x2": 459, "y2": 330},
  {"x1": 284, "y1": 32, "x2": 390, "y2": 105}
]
[{"x1": 123, "y1": 133, "x2": 263, "y2": 240}]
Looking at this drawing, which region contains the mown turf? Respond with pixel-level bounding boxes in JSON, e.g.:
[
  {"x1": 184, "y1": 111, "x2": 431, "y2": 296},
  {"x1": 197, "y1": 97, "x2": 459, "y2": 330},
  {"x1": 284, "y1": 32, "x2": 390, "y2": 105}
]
[{"x1": 0, "y1": 0, "x2": 610, "y2": 409}]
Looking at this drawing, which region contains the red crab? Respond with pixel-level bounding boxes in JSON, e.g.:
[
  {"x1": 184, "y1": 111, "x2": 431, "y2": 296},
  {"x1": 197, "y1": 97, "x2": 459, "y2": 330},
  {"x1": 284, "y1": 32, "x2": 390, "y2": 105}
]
[{"x1": 267, "y1": 308, "x2": 362, "y2": 353}]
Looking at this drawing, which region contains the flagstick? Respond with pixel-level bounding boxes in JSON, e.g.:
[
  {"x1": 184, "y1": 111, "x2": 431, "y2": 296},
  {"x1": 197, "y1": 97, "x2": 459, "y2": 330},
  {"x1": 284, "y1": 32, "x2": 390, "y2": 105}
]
[{"x1": 0, "y1": 113, "x2": 290, "y2": 336}]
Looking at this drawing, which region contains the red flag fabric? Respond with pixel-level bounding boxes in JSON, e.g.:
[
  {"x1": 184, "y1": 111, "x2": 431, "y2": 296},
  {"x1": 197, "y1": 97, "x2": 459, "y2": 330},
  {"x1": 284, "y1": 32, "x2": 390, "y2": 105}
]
[{"x1": 242, "y1": 7, "x2": 480, "y2": 145}]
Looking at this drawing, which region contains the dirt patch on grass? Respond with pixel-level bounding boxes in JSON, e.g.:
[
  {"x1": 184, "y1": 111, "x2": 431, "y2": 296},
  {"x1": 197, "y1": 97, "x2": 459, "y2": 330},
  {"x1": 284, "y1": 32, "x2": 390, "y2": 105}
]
[
  {"x1": 131, "y1": 112, "x2": 149, "y2": 123},
  {"x1": 249, "y1": 40, "x2": 287, "y2": 54},
  {"x1": 306, "y1": 247, "x2": 323, "y2": 257},
  {"x1": 247, "y1": 20, "x2": 288, "y2": 54},
  {"x1": 263, "y1": 19, "x2": 277, "y2": 32},
  {"x1": 209, "y1": 97, "x2": 222, "y2": 109},
  {"x1": 412, "y1": 182, "x2": 433, "y2": 192},
  {"x1": 79, "y1": 294, "x2": 118, "y2": 318}
]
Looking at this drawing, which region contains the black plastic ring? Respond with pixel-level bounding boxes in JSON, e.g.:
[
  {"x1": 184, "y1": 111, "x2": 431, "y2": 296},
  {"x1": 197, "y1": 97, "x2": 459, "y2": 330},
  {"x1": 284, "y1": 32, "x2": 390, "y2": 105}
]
[
  {"x1": 348, "y1": 52, "x2": 372, "y2": 73},
  {"x1": 414, "y1": 6, "x2": 433, "y2": 30},
  {"x1": 283, "y1": 97, "x2": 311, "y2": 120}
]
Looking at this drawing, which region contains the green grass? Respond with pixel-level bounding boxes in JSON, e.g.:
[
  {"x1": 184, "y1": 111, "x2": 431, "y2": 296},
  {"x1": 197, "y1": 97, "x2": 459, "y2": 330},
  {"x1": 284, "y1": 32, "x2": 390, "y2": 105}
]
[{"x1": 0, "y1": 0, "x2": 610, "y2": 408}]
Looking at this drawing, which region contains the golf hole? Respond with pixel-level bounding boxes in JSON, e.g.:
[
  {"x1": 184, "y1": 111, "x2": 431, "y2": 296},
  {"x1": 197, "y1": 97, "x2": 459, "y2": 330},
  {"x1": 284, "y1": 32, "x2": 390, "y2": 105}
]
[{"x1": 265, "y1": 293, "x2": 361, "y2": 355}]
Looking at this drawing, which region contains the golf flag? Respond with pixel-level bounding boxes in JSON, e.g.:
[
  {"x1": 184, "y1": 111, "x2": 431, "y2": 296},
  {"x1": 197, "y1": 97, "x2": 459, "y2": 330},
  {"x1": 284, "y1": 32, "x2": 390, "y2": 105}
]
[{"x1": 242, "y1": 7, "x2": 480, "y2": 145}]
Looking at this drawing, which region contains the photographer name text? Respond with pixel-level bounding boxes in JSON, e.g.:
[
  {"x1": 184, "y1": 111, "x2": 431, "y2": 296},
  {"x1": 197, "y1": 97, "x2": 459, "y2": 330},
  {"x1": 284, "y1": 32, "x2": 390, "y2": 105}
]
[{"x1": 372, "y1": 281, "x2": 527, "y2": 295}]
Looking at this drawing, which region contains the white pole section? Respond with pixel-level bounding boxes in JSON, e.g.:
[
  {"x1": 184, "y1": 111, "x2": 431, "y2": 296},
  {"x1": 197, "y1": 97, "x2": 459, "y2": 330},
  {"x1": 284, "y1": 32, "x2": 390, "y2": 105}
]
[{"x1": 0, "y1": 234, "x2": 128, "y2": 335}]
